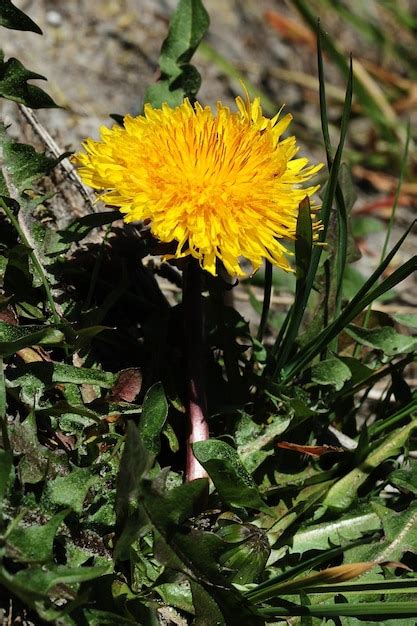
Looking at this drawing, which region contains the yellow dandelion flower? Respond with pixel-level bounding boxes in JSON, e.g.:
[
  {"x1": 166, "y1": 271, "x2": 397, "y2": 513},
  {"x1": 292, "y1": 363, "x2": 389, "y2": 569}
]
[{"x1": 73, "y1": 94, "x2": 322, "y2": 277}]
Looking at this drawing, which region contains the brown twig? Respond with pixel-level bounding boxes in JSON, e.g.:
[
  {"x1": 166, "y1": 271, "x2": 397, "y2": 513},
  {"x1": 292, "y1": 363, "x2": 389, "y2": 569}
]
[{"x1": 18, "y1": 104, "x2": 97, "y2": 213}]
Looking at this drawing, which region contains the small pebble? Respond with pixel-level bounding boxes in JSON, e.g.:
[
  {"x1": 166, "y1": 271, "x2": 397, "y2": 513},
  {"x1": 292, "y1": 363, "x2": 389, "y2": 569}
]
[{"x1": 46, "y1": 10, "x2": 63, "y2": 27}]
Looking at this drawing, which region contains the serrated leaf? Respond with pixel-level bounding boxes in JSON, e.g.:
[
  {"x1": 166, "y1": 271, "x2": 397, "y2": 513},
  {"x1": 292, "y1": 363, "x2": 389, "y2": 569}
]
[
  {"x1": 138, "y1": 382, "x2": 168, "y2": 454},
  {"x1": 0, "y1": 51, "x2": 57, "y2": 108},
  {"x1": 311, "y1": 357, "x2": 352, "y2": 390},
  {"x1": 390, "y1": 459, "x2": 417, "y2": 495},
  {"x1": 144, "y1": 0, "x2": 209, "y2": 108},
  {"x1": 141, "y1": 478, "x2": 263, "y2": 625},
  {"x1": 237, "y1": 413, "x2": 289, "y2": 473},
  {"x1": 338, "y1": 356, "x2": 374, "y2": 386},
  {"x1": 10, "y1": 412, "x2": 51, "y2": 483},
  {"x1": 6, "y1": 510, "x2": 69, "y2": 563},
  {"x1": 345, "y1": 501, "x2": 417, "y2": 568},
  {"x1": 289, "y1": 509, "x2": 382, "y2": 555},
  {"x1": 193, "y1": 439, "x2": 269, "y2": 512},
  {"x1": 0, "y1": 123, "x2": 64, "y2": 193},
  {"x1": 346, "y1": 324, "x2": 417, "y2": 356},
  {"x1": 47, "y1": 467, "x2": 100, "y2": 514},
  {"x1": 0, "y1": 1, "x2": 42, "y2": 33}
]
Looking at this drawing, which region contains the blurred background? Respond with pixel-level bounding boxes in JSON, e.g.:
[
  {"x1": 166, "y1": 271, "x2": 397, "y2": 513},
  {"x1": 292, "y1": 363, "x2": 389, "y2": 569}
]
[{"x1": 2, "y1": 0, "x2": 417, "y2": 310}]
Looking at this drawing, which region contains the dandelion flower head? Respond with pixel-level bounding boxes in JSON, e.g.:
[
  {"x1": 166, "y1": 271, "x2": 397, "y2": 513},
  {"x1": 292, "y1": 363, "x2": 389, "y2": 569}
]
[{"x1": 74, "y1": 94, "x2": 322, "y2": 277}]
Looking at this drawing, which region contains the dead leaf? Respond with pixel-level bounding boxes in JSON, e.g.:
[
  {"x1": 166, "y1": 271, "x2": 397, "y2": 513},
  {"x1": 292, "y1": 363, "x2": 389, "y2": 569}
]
[
  {"x1": 109, "y1": 368, "x2": 142, "y2": 402},
  {"x1": 277, "y1": 441, "x2": 344, "y2": 457},
  {"x1": 53, "y1": 430, "x2": 76, "y2": 451},
  {"x1": 264, "y1": 10, "x2": 316, "y2": 49},
  {"x1": 0, "y1": 305, "x2": 17, "y2": 325}
]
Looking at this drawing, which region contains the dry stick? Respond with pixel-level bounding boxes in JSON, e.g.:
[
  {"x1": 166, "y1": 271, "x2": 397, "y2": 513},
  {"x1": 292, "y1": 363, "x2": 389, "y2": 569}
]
[
  {"x1": 183, "y1": 258, "x2": 209, "y2": 482},
  {"x1": 18, "y1": 104, "x2": 96, "y2": 213}
]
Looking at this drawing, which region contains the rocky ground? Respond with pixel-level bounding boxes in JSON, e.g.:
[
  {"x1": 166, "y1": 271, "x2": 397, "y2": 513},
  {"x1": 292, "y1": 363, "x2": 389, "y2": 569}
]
[{"x1": 2, "y1": 0, "x2": 417, "y2": 330}]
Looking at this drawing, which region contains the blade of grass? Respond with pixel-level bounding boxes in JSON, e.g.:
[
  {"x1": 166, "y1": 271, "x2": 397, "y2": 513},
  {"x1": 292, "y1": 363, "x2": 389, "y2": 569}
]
[
  {"x1": 356, "y1": 120, "x2": 411, "y2": 354},
  {"x1": 270, "y1": 57, "x2": 352, "y2": 377},
  {"x1": 334, "y1": 354, "x2": 414, "y2": 402},
  {"x1": 271, "y1": 197, "x2": 313, "y2": 372},
  {"x1": 287, "y1": 579, "x2": 417, "y2": 595},
  {"x1": 258, "y1": 601, "x2": 417, "y2": 619},
  {"x1": 282, "y1": 222, "x2": 417, "y2": 381},
  {"x1": 245, "y1": 535, "x2": 375, "y2": 601},
  {"x1": 317, "y1": 22, "x2": 349, "y2": 341},
  {"x1": 370, "y1": 397, "x2": 417, "y2": 438},
  {"x1": 293, "y1": 0, "x2": 405, "y2": 143}
]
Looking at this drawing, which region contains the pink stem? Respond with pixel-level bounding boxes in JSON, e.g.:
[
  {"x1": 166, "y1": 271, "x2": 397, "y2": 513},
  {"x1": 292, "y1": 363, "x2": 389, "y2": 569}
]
[{"x1": 183, "y1": 258, "x2": 209, "y2": 482}]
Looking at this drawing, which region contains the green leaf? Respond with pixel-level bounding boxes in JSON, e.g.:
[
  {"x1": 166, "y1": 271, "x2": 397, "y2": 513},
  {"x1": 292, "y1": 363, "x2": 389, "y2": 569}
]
[
  {"x1": 393, "y1": 313, "x2": 417, "y2": 328},
  {"x1": 8, "y1": 361, "x2": 116, "y2": 390},
  {"x1": 259, "y1": 601, "x2": 417, "y2": 619},
  {"x1": 271, "y1": 57, "x2": 352, "y2": 377},
  {"x1": 0, "y1": 197, "x2": 60, "y2": 321},
  {"x1": 47, "y1": 467, "x2": 100, "y2": 514},
  {"x1": 156, "y1": 581, "x2": 194, "y2": 615},
  {"x1": 338, "y1": 356, "x2": 374, "y2": 386},
  {"x1": 6, "y1": 510, "x2": 68, "y2": 563},
  {"x1": 141, "y1": 478, "x2": 263, "y2": 625},
  {"x1": 59, "y1": 210, "x2": 120, "y2": 246},
  {"x1": 390, "y1": 459, "x2": 417, "y2": 495},
  {"x1": 289, "y1": 509, "x2": 382, "y2": 555},
  {"x1": 0, "y1": 448, "x2": 12, "y2": 506},
  {"x1": 114, "y1": 422, "x2": 152, "y2": 560},
  {"x1": 346, "y1": 501, "x2": 417, "y2": 568},
  {"x1": 346, "y1": 324, "x2": 417, "y2": 356},
  {"x1": 323, "y1": 418, "x2": 417, "y2": 511},
  {"x1": 0, "y1": 123, "x2": 64, "y2": 193},
  {"x1": 0, "y1": 563, "x2": 110, "y2": 600},
  {"x1": 193, "y1": 439, "x2": 269, "y2": 512},
  {"x1": 190, "y1": 580, "x2": 226, "y2": 626},
  {"x1": 0, "y1": 51, "x2": 57, "y2": 108},
  {"x1": 138, "y1": 382, "x2": 169, "y2": 454},
  {"x1": 271, "y1": 197, "x2": 313, "y2": 372},
  {"x1": 83, "y1": 610, "x2": 139, "y2": 626},
  {"x1": 0, "y1": 1, "x2": 42, "y2": 33},
  {"x1": 311, "y1": 357, "x2": 352, "y2": 390},
  {"x1": 144, "y1": 0, "x2": 209, "y2": 107},
  {"x1": 237, "y1": 413, "x2": 290, "y2": 473},
  {"x1": 10, "y1": 412, "x2": 51, "y2": 483},
  {"x1": 159, "y1": 0, "x2": 209, "y2": 74},
  {"x1": 0, "y1": 322, "x2": 64, "y2": 357},
  {"x1": 283, "y1": 224, "x2": 417, "y2": 380}
]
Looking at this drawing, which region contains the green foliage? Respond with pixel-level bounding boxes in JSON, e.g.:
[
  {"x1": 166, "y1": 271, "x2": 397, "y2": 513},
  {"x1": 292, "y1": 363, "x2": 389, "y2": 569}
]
[
  {"x1": 193, "y1": 439, "x2": 269, "y2": 512},
  {"x1": 0, "y1": 0, "x2": 42, "y2": 34},
  {"x1": 144, "y1": 0, "x2": 209, "y2": 107},
  {"x1": 0, "y1": 123, "x2": 64, "y2": 193},
  {"x1": 138, "y1": 382, "x2": 169, "y2": 454},
  {"x1": 0, "y1": 51, "x2": 57, "y2": 108},
  {"x1": 1, "y1": 0, "x2": 417, "y2": 624}
]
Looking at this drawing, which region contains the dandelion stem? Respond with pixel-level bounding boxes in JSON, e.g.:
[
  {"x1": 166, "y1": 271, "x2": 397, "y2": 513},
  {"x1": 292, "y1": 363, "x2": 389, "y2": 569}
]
[{"x1": 183, "y1": 258, "x2": 209, "y2": 482}]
